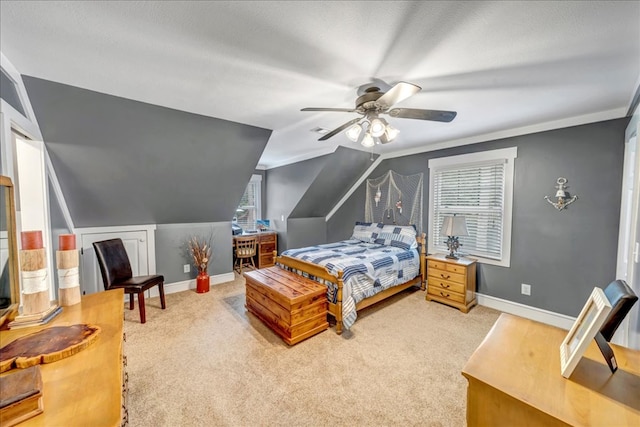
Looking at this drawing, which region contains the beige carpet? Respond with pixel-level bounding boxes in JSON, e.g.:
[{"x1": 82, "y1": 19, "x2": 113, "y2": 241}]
[{"x1": 123, "y1": 273, "x2": 501, "y2": 427}]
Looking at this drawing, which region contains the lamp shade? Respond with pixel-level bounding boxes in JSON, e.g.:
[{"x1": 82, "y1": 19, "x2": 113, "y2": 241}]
[
  {"x1": 361, "y1": 132, "x2": 375, "y2": 148},
  {"x1": 440, "y1": 215, "x2": 469, "y2": 237},
  {"x1": 369, "y1": 118, "x2": 386, "y2": 137},
  {"x1": 345, "y1": 123, "x2": 362, "y2": 142}
]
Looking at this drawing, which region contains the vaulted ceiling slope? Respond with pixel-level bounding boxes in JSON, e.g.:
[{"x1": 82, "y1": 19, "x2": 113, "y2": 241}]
[
  {"x1": 24, "y1": 76, "x2": 271, "y2": 228},
  {"x1": 1, "y1": 1, "x2": 638, "y2": 169},
  {"x1": 289, "y1": 147, "x2": 378, "y2": 219}
]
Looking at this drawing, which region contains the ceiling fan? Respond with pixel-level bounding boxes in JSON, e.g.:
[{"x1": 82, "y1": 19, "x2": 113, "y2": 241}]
[{"x1": 301, "y1": 81, "x2": 457, "y2": 147}]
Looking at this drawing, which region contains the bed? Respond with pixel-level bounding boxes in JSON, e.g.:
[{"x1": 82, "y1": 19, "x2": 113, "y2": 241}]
[{"x1": 276, "y1": 222, "x2": 426, "y2": 334}]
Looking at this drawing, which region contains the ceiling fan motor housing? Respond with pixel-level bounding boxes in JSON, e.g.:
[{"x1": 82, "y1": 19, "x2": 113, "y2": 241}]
[{"x1": 355, "y1": 87, "x2": 384, "y2": 112}]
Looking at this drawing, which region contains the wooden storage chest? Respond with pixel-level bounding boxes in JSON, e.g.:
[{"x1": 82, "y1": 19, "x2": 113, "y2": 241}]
[{"x1": 244, "y1": 266, "x2": 328, "y2": 345}]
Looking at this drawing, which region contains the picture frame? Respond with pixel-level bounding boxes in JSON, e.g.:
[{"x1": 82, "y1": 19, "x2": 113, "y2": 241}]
[
  {"x1": 256, "y1": 219, "x2": 270, "y2": 231},
  {"x1": 560, "y1": 287, "x2": 612, "y2": 378}
]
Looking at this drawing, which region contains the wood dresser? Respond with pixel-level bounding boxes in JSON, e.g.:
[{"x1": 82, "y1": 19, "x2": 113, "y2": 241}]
[
  {"x1": 0, "y1": 289, "x2": 126, "y2": 426},
  {"x1": 462, "y1": 313, "x2": 640, "y2": 426},
  {"x1": 426, "y1": 254, "x2": 477, "y2": 313},
  {"x1": 244, "y1": 266, "x2": 328, "y2": 345}
]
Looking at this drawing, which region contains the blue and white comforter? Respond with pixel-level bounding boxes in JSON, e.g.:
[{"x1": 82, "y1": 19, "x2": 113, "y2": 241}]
[{"x1": 281, "y1": 239, "x2": 420, "y2": 330}]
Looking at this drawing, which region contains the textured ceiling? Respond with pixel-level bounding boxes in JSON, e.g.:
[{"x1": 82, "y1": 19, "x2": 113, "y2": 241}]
[{"x1": 1, "y1": 1, "x2": 639, "y2": 169}]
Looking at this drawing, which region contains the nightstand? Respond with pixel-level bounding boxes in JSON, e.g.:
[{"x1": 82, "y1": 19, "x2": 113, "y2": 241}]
[{"x1": 426, "y1": 254, "x2": 477, "y2": 313}]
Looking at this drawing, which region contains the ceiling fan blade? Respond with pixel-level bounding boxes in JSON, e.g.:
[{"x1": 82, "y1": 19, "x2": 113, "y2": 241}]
[
  {"x1": 388, "y1": 108, "x2": 457, "y2": 122},
  {"x1": 318, "y1": 118, "x2": 362, "y2": 141},
  {"x1": 375, "y1": 82, "x2": 421, "y2": 109},
  {"x1": 301, "y1": 107, "x2": 358, "y2": 113}
]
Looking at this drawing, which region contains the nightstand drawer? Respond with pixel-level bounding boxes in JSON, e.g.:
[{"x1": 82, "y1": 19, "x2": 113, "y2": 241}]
[
  {"x1": 428, "y1": 260, "x2": 447, "y2": 270},
  {"x1": 446, "y1": 263, "x2": 467, "y2": 275},
  {"x1": 428, "y1": 277, "x2": 465, "y2": 295},
  {"x1": 428, "y1": 287, "x2": 465, "y2": 304},
  {"x1": 429, "y1": 269, "x2": 465, "y2": 284}
]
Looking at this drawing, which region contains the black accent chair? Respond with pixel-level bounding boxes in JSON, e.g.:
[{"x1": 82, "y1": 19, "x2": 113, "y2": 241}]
[{"x1": 93, "y1": 238, "x2": 166, "y2": 323}]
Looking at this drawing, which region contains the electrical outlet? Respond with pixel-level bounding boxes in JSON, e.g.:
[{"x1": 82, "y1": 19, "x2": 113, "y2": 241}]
[
  {"x1": 521, "y1": 283, "x2": 531, "y2": 296},
  {"x1": 183, "y1": 264, "x2": 190, "y2": 273}
]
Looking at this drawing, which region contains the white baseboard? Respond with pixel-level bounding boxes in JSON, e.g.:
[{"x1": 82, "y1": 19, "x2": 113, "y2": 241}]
[
  {"x1": 477, "y1": 293, "x2": 576, "y2": 330},
  {"x1": 148, "y1": 272, "x2": 236, "y2": 298}
]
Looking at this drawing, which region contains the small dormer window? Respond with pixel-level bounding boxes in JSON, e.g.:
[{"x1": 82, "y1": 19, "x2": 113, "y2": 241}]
[{"x1": 234, "y1": 174, "x2": 262, "y2": 232}]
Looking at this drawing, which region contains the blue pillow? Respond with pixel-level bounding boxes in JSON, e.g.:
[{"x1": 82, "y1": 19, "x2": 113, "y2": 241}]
[
  {"x1": 372, "y1": 224, "x2": 418, "y2": 250},
  {"x1": 351, "y1": 221, "x2": 378, "y2": 243}
]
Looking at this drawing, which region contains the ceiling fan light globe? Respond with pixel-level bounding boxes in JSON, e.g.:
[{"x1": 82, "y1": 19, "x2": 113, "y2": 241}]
[
  {"x1": 370, "y1": 118, "x2": 386, "y2": 137},
  {"x1": 361, "y1": 132, "x2": 375, "y2": 148},
  {"x1": 385, "y1": 125, "x2": 400, "y2": 141},
  {"x1": 345, "y1": 123, "x2": 362, "y2": 142}
]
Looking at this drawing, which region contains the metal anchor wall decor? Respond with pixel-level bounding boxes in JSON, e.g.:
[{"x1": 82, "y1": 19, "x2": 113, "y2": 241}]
[{"x1": 544, "y1": 177, "x2": 578, "y2": 211}]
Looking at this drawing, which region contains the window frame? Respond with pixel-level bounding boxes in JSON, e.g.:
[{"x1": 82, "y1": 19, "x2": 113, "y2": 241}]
[
  {"x1": 234, "y1": 174, "x2": 262, "y2": 230},
  {"x1": 428, "y1": 147, "x2": 517, "y2": 267}
]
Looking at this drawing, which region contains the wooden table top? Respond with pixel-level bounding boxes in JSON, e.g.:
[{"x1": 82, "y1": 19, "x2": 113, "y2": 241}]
[
  {"x1": 462, "y1": 313, "x2": 640, "y2": 426},
  {"x1": 0, "y1": 289, "x2": 124, "y2": 427}
]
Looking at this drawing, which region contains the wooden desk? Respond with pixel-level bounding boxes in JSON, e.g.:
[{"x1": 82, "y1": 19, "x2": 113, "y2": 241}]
[
  {"x1": 0, "y1": 290, "x2": 125, "y2": 427},
  {"x1": 462, "y1": 313, "x2": 640, "y2": 426},
  {"x1": 233, "y1": 231, "x2": 277, "y2": 269}
]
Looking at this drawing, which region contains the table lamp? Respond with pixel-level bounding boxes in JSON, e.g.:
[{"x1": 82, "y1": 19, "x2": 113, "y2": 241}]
[{"x1": 440, "y1": 215, "x2": 469, "y2": 259}]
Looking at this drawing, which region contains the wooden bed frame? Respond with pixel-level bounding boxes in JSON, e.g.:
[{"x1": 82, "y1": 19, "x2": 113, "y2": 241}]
[{"x1": 275, "y1": 233, "x2": 427, "y2": 334}]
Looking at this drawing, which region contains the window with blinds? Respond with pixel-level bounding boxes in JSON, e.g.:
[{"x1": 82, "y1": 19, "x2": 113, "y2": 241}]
[
  {"x1": 428, "y1": 148, "x2": 517, "y2": 267},
  {"x1": 234, "y1": 175, "x2": 262, "y2": 231},
  {"x1": 432, "y1": 161, "x2": 505, "y2": 259}
]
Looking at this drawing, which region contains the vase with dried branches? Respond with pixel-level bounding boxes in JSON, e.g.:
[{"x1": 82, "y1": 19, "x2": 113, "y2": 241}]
[{"x1": 188, "y1": 236, "x2": 212, "y2": 293}]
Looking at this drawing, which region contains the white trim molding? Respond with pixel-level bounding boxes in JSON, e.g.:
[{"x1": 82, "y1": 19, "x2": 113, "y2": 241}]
[
  {"x1": 45, "y1": 149, "x2": 75, "y2": 232},
  {"x1": 148, "y1": 272, "x2": 236, "y2": 298},
  {"x1": 476, "y1": 292, "x2": 576, "y2": 330},
  {"x1": 428, "y1": 147, "x2": 517, "y2": 268}
]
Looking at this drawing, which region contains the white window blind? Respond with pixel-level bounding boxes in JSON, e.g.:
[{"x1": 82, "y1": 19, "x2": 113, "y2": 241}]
[
  {"x1": 234, "y1": 175, "x2": 261, "y2": 230},
  {"x1": 432, "y1": 161, "x2": 505, "y2": 260},
  {"x1": 429, "y1": 147, "x2": 517, "y2": 267}
]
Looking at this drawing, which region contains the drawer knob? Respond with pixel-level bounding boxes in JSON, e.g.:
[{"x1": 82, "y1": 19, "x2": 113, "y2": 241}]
[
  {"x1": 440, "y1": 291, "x2": 450, "y2": 298},
  {"x1": 440, "y1": 273, "x2": 450, "y2": 279},
  {"x1": 440, "y1": 283, "x2": 450, "y2": 289}
]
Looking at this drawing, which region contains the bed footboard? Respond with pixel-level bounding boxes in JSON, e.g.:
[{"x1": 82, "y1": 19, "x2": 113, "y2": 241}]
[{"x1": 276, "y1": 253, "x2": 346, "y2": 334}]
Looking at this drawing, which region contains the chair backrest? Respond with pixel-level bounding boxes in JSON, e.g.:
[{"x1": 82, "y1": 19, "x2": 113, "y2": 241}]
[
  {"x1": 93, "y1": 238, "x2": 133, "y2": 290},
  {"x1": 235, "y1": 235, "x2": 257, "y2": 257}
]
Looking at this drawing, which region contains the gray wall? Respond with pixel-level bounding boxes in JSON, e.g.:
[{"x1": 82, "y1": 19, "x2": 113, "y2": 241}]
[
  {"x1": 155, "y1": 222, "x2": 232, "y2": 283},
  {"x1": 265, "y1": 154, "x2": 328, "y2": 251},
  {"x1": 328, "y1": 118, "x2": 627, "y2": 317},
  {"x1": 290, "y1": 147, "x2": 377, "y2": 218},
  {"x1": 287, "y1": 218, "x2": 327, "y2": 249},
  {"x1": 266, "y1": 147, "x2": 378, "y2": 251},
  {"x1": 24, "y1": 76, "x2": 271, "y2": 227}
]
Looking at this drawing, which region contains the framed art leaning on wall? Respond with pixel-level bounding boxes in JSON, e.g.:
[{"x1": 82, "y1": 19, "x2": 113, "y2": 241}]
[{"x1": 560, "y1": 287, "x2": 612, "y2": 378}]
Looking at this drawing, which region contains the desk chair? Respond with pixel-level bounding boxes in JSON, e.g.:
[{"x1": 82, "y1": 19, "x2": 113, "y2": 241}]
[
  {"x1": 234, "y1": 235, "x2": 257, "y2": 274},
  {"x1": 93, "y1": 238, "x2": 166, "y2": 323}
]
